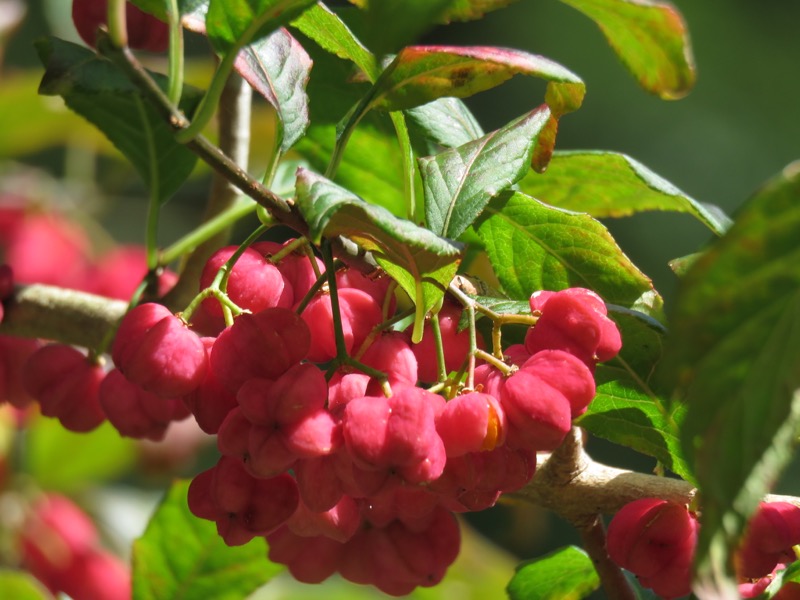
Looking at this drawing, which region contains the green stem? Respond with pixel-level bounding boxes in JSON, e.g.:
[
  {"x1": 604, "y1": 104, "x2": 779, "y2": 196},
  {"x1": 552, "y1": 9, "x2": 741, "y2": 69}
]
[
  {"x1": 293, "y1": 268, "x2": 330, "y2": 316},
  {"x1": 180, "y1": 225, "x2": 268, "y2": 325},
  {"x1": 352, "y1": 307, "x2": 415, "y2": 360},
  {"x1": 107, "y1": 0, "x2": 127, "y2": 48},
  {"x1": 217, "y1": 224, "x2": 271, "y2": 293},
  {"x1": 175, "y1": 49, "x2": 239, "y2": 143},
  {"x1": 389, "y1": 111, "x2": 417, "y2": 221},
  {"x1": 92, "y1": 274, "x2": 151, "y2": 359},
  {"x1": 475, "y1": 349, "x2": 514, "y2": 377},
  {"x1": 166, "y1": 0, "x2": 184, "y2": 106},
  {"x1": 159, "y1": 199, "x2": 257, "y2": 266},
  {"x1": 268, "y1": 237, "x2": 309, "y2": 265},
  {"x1": 321, "y1": 242, "x2": 349, "y2": 358},
  {"x1": 430, "y1": 313, "x2": 447, "y2": 383},
  {"x1": 98, "y1": 35, "x2": 298, "y2": 220},
  {"x1": 137, "y1": 95, "x2": 161, "y2": 271},
  {"x1": 466, "y1": 303, "x2": 478, "y2": 389}
]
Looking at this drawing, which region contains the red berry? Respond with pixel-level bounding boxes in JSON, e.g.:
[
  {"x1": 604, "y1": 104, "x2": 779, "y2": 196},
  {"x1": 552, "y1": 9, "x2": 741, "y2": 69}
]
[
  {"x1": 18, "y1": 494, "x2": 98, "y2": 594},
  {"x1": 188, "y1": 456, "x2": 299, "y2": 546},
  {"x1": 738, "y1": 502, "x2": 800, "y2": 579},
  {"x1": 342, "y1": 386, "x2": 446, "y2": 487},
  {"x1": 60, "y1": 548, "x2": 131, "y2": 600},
  {"x1": 0, "y1": 335, "x2": 41, "y2": 409},
  {"x1": 182, "y1": 337, "x2": 238, "y2": 434},
  {"x1": 99, "y1": 369, "x2": 188, "y2": 440},
  {"x1": 301, "y1": 288, "x2": 383, "y2": 363},
  {"x1": 412, "y1": 303, "x2": 476, "y2": 382},
  {"x1": 436, "y1": 391, "x2": 506, "y2": 457},
  {"x1": 525, "y1": 288, "x2": 622, "y2": 366},
  {"x1": 199, "y1": 246, "x2": 288, "y2": 317},
  {"x1": 498, "y1": 368, "x2": 572, "y2": 451},
  {"x1": 72, "y1": 0, "x2": 169, "y2": 51},
  {"x1": 209, "y1": 307, "x2": 310, "y2": 393},
  {"x1": 606, "y1": 498, "x2": 698, "y2": 599},
  {"x1": 112, "y1": 303, "x2": 207, "y2": 398},
  {"x1": 22, "y1": 344, "x2": 106, "y2": 432}
]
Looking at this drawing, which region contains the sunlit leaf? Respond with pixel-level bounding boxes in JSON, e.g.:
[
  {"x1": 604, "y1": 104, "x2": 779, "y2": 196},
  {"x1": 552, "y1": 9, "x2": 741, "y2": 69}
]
[
  {"x1": 294, "y1": 121, "x2": 407, "y2": 217},
  {"x1": 441, "y1": 0, "x2": 521, "y2": 22},
  {"x1": 132, "y1": 480, "x2": 280, "y2": 600},
  {"x1": 474, "y1": 190, "x2": 663, "y2": 317},
  {"x1": 290, "y1": 2, "x2": 378, "y2": 81},
  {"x1": 205, "y1": 0, "x2": 315, "y2": 55},
  {"x1": 507, "y1": 546, "x2": 600, "y2": 600},
  {"x1": 576, "y1": 305, "x2": 691, "y2": 478},
  {"x1": 36, "y1": 37, "x2": 201, "y2": 204},
  {"x1": 370, "y1": 45, "x2": 585, "y2": 118},
  {"x1": 296, "y1": 168, "x2": 463, "y2": 341},
  {"x1": 405, "y1": 97, "x2": 485, "y2": 150},
  {"x1": 421, "y1": 105, "x2": 551, "y2": 239},
  {"x1": 519, "y1": 151, "x2": 731, "y2": 235},
  {"x1": 129, "y1": 0, "x2": 209, "y2": 24},
  {"x1": 234, "y1": 28, "x2": 311, "y2": 151},
  {"x1": 661, "y1": 162, "x2": 800, "y2": 595},
  {"x1": 557, "y1": 0, "x2": 695, "y2": 98}
]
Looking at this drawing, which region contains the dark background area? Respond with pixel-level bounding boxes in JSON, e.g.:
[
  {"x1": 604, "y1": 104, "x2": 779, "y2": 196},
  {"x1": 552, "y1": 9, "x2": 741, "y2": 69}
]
[{"x1": 2, "y1": 1, "x2": 799, "y2": 597}]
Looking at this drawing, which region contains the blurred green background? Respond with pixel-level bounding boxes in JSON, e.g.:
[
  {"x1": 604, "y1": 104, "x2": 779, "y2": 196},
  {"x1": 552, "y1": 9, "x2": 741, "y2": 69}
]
[{"x1": 2, "y1": 1, "x2": 799, "y2": 598}]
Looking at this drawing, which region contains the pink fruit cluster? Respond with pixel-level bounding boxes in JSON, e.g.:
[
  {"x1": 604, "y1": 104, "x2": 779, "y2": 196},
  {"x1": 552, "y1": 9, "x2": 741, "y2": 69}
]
[
  {"x1": 737, "y1": 502, "x2": 800, "y2": 599},
  {"x1": 17, "y1": 493, "x2": 130, "y2": 600},
  {"x1": 0, "y1": 205, "x2": 181, "y2": 432},
  {"x1": 159, "y1": 246, "x2": 618, "y2": 595},
  {"x1": 606, "y1": 498, "x2": 698, "y2": 599},
  {"x1": 3, "y1": 215, "x2": 624, "y2": 595},
  {"x1": 607, "y1": 499, "x2": 800, "y2": 599}
]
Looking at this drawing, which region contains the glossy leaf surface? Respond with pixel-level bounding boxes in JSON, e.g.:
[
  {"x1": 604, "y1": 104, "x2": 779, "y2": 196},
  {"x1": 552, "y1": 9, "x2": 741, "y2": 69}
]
[
  {"x1": 132, "y1": 480, "x2": 279, "y2": 600},
  {"x1": 662, "y1": 162, "x2": 800, "y2": 595},
  {"x1": 558, "y1": 0, "x2": 695, "y2": 98}
]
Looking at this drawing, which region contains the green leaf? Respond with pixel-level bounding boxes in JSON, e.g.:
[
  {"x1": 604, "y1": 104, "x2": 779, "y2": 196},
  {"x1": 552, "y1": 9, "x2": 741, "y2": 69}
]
[
  {"x1": 661, "y1": 162, "x2": 800, "y2": 594},
  {"x1": 296, "y1": 168, "x2": 463, "y2": 341},
  {"x1": 0, "y1": 570, "x2": 52, "y2": 600},
  {"x1": 518, "y1": 151, "x2": 731, "y2": 235},
  {"x1": 36, "y1": 37, "x2": 201, "y2": 205},
  {"x1": 668, "y1": 252, "x2": 702, "y2": 277},
  {"x1": 234, "y1": 28, "x2": 311, "y2": 151},
  {"x1": 132, "y1": 480, "x2": 280, "y2": 600},
  {"x1": 290, "y1": 3, "x2": 378, "y2": 81},
  {"x1": 580, "y1": 368, "x2": 690, "y2": 480},
  {"x1": 345, "y1": 0, "x2": 458, "y2": 55},
  {"x1": 205, "y1": 0, "x2": 315, "y2": 55},
  {"x1": 762, "y1": 561, "x2": 800, "y2": 598},
  {"x1": 405, "y1": 97, "x2": 485, "y2": 150},
  {"x1": 294, "y1": 121, "x2": 407, "y2": 217},
  {"x1": 24, "y1": 418, "x2": 137, "y2": 493},
  {"x1": 129, "y1": 0, "x2": 209, "y2": 23},
  {"x1": 440, "y1": 0, "x2": 521, "y2": 22},
  {"x1": 421, "y1": 105, "x2": 551, "y2": 239},
  {"x1": 370, "y1": 46, "x2": 585, "y2": 118},
  {"x1": 507, "y1": 546, "x2": 600, "y2": 600},
  {"x1": 557, "y1": 0, "x2": 695, "y2": 99},
  {"x1": 473, "y1": 190, "x2": 663, "y2": 316},
  {"x1": 576, "y1": 307, "x2": 691, "y2": 478}
]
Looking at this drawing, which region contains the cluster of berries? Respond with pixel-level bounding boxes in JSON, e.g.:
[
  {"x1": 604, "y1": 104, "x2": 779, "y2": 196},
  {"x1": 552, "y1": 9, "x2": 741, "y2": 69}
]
[
  {"x1": 607, "y1": 498, "x2": 800, "y2": 599},
  {"x1": 17, "y1": 493, "x2": 130, "y2": 600},
  {"x1": 0, "y1": 192, "x2": 623, "y2": 594},
  {"x1": 141, "y1": 241, "x2": 615, "y2": 595}
]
